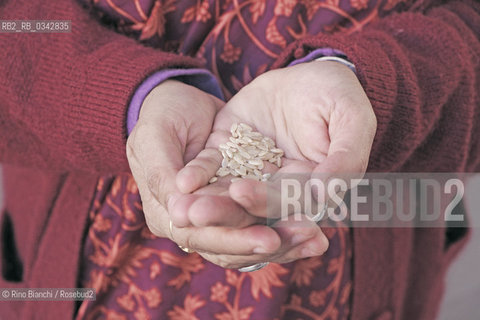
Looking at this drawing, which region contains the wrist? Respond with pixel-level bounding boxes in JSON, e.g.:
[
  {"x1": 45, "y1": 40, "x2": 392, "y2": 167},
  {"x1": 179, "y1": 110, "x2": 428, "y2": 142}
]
[
  {"x1": 128, "y1": 69, "x2": 223, "y2": 134},
  {"x1": 138, "y1": 80, "x2": 221, "y2": 123},
  {"x1": 139, "y1": 80, "x2": 184, "y2": 119}
]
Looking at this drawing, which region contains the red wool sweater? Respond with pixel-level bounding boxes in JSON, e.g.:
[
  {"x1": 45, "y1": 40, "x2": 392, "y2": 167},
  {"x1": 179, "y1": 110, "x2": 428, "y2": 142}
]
[{"x1": 0, "y1": 0, "x2": 479, "y2": 319}]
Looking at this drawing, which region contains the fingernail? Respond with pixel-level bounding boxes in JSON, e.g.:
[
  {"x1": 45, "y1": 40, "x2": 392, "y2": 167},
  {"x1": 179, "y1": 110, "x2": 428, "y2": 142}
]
[
  {"x1": 253, "y1": 246, "x2": 269, "y2": 254},
  {"x1": 236, "y1": 195, "x2": 253, "y2": 209},
  {"x1": 291, "y1": 233, "x2": 310, "y2": 245},
  {"x1": 301, "y1": 246, "x2": 316, "y2": 258},
  {"x1": 167, "y1": 193, "x2": 180, "y2": 209}
]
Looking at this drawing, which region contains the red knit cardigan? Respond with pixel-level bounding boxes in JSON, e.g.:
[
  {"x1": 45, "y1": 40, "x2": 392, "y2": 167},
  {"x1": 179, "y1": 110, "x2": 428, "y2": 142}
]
[{"x1": 0, "y1": 0, "x2": 479, "y2": 319}]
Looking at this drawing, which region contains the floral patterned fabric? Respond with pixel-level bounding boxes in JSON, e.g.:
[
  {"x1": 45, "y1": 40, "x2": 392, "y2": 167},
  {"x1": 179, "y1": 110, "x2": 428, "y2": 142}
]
[
  {"x1": 76, "y1": 0, "x2": 412, "y2": 318},
  {"x1": 85, "y1": 0, "x2": 412, "y2": 98},
  {"x1": 77, "y1": 175, "x2": 352, "y2": 319}
]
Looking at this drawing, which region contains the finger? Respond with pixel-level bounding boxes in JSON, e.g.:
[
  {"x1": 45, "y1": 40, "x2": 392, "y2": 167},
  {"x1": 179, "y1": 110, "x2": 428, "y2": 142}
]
[
  {"x1": 227, "y1": 160, "x2": 291, "y2": 220},
  {"x1": 229, "y1": 179, "x2": 272, "y2": 219},
  {"x1": 269, "y1": 214, "x2": 328, "y2": 261},
  {"x1": 271, "y1": 223, "x2": 329, "y2": 263},
  {"x1": 171, "y1": 194, "x2": 263, "y2": 228},
  {"x1": 171, "y1": 224, "x2": 281, "y2": 255},
  {"x1": 229, "y1": 167, "x2": 322, "y2": 220},
  {"x1": 177, "y1": 148, "x2": 223, "y2": 193},
  {"x1": 197, "y1": 216, "x2": 328, "y2": 269},
  {"x1": 177, "y1": 127, "x2": 235, "y2": 194}
]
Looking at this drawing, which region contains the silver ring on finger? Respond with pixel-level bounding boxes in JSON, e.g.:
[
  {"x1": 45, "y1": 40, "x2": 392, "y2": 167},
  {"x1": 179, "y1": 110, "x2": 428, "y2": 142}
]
[
  {"x1": 237, "y1": 262, "x2": 269, "y2": 272},
  {"x1": 311, "y1": 203, "x2": 328, "y2": 223},
  {"x1": 169, "y1": 219, "x2": 195, "y2": 253}
]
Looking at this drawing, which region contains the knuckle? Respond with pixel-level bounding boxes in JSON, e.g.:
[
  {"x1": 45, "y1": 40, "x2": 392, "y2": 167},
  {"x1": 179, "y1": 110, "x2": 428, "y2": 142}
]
[
  {"x1": 203, "y1": 148, "x2": 222, "y2": 163},
  {"x1": 191, "y1": 164, "x2": 209, "y2": 180},
  {"x1": 169, "y1": 209, "x2": 189, "y2": 228}
]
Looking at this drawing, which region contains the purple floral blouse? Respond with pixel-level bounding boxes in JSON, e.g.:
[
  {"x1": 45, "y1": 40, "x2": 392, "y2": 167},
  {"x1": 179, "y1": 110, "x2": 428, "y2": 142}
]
[{"x1": 76, "y1": 0, "x2": 410, "y2": 318}]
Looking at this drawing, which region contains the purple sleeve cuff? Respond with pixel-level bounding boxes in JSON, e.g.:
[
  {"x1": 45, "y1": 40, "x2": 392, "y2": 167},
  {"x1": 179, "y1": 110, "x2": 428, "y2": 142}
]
[
  {"x1": 288, "y1": 48, "x2": 356, "y2": 73},
  {"x1": 128, "y1": 49, "x2": 353, "y2": 134},
  {"x1": 127, "y1": 68, "x2": 223, "y2": 134}
]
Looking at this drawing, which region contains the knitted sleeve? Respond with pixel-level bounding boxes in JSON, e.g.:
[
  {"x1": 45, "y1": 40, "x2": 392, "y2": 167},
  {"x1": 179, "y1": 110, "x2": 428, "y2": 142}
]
[
  {"x1": 0, "y1": 0, "x2": 202, "y2": 173},
  {"x1": 273, "y1": 0, "x2": 480, "y2": 173}
]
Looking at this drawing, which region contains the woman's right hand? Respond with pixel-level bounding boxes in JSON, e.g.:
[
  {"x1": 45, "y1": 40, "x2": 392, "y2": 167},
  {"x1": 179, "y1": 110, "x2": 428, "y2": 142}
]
[
  {"x1": 172, "y1": 61, "x2": 376, "y2": 266},
  {"x1": 126, "y1": 80, "x2": 286, "y2": 268}
]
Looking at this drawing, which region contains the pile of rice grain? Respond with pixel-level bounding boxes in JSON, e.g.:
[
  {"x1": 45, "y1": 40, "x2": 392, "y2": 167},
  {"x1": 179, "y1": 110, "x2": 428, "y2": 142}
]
[{"x1": 208, "y1": 123, "x2": 284, "y2": 184}]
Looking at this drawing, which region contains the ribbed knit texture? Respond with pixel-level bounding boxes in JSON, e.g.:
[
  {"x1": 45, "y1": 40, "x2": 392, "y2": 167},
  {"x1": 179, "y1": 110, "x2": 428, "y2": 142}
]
[
  {"x1": 0, "y1": 0, "x2": 202, "y2": 173},
  {"x1": 273, "y1": 0, "x2": 480, "y2": 173},
  {"x1": 0, "y1": 0, "x2": 479, "y2": 319},
  {"x1": 271, "y1": 1, "x2": 480, "y2": 319}
]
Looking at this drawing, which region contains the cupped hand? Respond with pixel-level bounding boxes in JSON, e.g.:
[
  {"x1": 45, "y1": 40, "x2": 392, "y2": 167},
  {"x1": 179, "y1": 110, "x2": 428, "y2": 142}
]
[
  {"x1": 174, "y1": 61, "x2": 377, "y2": 263},
  {"x1": 126, "y1": 80, "x2": 287, "y2": 268}
]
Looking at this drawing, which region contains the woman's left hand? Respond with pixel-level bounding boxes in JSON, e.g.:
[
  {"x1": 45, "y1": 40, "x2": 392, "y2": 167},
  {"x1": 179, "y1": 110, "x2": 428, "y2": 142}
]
[{"x1": 172, "y1": 60, "x2": 377, "y2": 265}]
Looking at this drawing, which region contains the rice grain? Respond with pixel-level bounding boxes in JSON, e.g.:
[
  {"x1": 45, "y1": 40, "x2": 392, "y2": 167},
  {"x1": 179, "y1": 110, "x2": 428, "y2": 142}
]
[{"x1": 208, "y1": 123, "x2": 284, "y2": 185}]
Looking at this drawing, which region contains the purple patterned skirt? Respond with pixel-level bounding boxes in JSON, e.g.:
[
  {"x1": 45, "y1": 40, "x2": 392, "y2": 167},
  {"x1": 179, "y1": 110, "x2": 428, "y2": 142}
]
[{"x1": 76, "y1": 174, "x2": 352, "y2": 319}]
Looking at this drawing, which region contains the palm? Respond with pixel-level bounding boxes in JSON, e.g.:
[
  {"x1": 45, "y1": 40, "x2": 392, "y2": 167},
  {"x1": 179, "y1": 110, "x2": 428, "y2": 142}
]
[
  {"x1": 208, "y1": 106, "x2": 329, "y2": 176},
  {"x1": 175, "y1": 61, "x2": 376, "y2": 228},
  {"x1": 173, "y1": 85, "x2": 334, "y2": 231}
]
